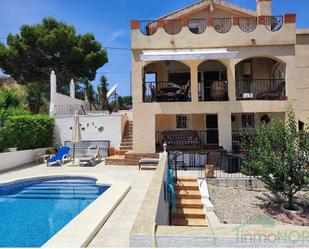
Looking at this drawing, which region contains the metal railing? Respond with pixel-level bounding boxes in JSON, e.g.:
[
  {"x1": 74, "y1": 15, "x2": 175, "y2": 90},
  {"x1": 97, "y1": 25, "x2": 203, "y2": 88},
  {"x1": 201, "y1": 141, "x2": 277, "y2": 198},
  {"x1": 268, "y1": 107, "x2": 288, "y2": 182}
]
[
  {"x1": 54, "y1": 104, "x2": 90, "y2": 115},
  {"x1": 198, "y1": 80, "x2": 228, "y2": 101},
  {"x1": 156, "y1": 130, "x2": 219, "y2": 152},
  {"x1": 265, "y1": 15, "x2": 283, "y2": 32},
  {"x1": 188, "y1": 19, "x2": 207, "y2": 34},
  {"x1": 143, "y1": 81, "x2": 191, "y2": 102},
  {"x1": 232, "y1": 129, "x2": 256, "y2": 154},
  {"x1": 213, "y1": 18, "x2": 232, "y2": 33},
  {"x1": 137, "y1": 15, "x2": 287, "y2": 36},
  {"x1": 163, "y1": 20, "x2": 182, "y2": 35},
  {"x1": 238, "y1": 17, "x2": 257, "y2": 33},
  {"x1": 139, "y1": 20, "x2": 158, "y2": 36},
  {"x1": 236, "y1": 79, "x2": 286, "y2": 100}
]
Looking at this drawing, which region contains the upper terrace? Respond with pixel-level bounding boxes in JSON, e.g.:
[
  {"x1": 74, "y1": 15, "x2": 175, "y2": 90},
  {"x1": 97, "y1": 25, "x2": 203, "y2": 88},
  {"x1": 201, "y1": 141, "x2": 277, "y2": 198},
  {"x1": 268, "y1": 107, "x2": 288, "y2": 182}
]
[
  {"x1": 131, "y1": 14, "x2": 296, "y2": 49},
  {"x1": 131, "y1": 0, "x2": 296, "y2": 50}
]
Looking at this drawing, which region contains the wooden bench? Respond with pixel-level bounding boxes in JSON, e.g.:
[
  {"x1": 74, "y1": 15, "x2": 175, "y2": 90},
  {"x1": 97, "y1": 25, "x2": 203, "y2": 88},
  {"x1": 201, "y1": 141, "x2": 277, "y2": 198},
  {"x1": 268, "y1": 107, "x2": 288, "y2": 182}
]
[{"x1": 139, "y1": 158, "x2": 160, "y2": 170}]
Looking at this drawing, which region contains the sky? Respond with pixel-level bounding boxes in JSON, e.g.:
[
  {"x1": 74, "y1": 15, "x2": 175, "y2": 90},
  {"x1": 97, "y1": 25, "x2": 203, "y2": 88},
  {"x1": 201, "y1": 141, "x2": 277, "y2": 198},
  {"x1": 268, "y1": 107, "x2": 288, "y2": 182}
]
[{"x1": 0, "y1": 0, "x2": 308, "y2": 96}]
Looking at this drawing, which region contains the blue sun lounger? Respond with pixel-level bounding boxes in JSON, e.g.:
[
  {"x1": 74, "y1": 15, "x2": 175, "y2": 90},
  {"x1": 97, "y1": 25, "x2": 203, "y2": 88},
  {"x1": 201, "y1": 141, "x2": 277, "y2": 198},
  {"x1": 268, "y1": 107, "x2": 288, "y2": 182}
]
[{"x1": 47, "y1": 147, "x2": 71, "y2": 166}]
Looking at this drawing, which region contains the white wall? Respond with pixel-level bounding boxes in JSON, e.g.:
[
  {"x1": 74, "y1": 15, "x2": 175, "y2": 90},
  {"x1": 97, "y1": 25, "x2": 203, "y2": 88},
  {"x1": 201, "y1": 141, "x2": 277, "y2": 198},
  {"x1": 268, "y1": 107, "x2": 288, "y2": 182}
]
[
  {"x1": 54, "y1": 114, "x2": 128, "y2": 148},
  {"x1": 0, "y1": 148, "x2": 50, "y2": 172}
]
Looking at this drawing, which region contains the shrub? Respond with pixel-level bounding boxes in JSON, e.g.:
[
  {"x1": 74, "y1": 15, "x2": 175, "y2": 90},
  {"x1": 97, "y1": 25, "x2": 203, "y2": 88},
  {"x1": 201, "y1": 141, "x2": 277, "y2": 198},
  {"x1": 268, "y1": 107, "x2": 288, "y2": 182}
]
[
  {"x1": 0, "y1": 107, "x2": 30, "y2": 127},
  {"x1": 242, "y1": 105, "x2": 309, "y2": 210},
  {"x1": 0, "y1": 88, "x2": 20, "y2": 109},
  {"x1": 2, "y1": 115, "x2": 54, "y2": 151}
]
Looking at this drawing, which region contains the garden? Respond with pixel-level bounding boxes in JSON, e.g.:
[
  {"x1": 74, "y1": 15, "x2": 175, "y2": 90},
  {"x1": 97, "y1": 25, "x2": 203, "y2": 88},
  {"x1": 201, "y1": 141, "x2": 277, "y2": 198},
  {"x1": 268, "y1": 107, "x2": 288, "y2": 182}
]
[{"x1": 209, "y1": 105, "x2": 309, "y2": 226}]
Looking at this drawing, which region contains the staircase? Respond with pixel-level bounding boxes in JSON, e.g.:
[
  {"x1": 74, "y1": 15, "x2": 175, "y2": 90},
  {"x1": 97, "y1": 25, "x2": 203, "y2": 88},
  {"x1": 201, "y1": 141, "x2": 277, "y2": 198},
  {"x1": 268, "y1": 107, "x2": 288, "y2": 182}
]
[
  {"x1": 118, "y1": 120, "x2": 133, "y2": 155},
  {"x1": 172, "y1": 177, "x2": 207, "y2": 227}
]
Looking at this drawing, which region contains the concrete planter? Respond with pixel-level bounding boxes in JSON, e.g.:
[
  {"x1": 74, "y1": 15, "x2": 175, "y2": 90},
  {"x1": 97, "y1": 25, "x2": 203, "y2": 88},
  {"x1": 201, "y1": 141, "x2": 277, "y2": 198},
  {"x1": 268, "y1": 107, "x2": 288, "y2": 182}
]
[{"x1": 280, "y1": 202, "x2": 304, "y2": 215}]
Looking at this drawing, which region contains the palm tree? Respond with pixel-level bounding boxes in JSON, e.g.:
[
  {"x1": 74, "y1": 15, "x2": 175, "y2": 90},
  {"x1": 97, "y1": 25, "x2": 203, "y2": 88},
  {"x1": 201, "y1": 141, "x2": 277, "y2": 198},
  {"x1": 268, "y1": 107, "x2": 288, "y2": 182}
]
[{"x1": 97, "y1": 76, "x2": 110, "y2": 111}]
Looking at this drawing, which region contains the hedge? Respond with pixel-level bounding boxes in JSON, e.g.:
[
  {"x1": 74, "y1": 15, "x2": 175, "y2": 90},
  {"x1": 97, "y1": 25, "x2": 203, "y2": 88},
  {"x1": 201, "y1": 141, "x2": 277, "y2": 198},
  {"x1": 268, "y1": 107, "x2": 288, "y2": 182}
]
[{"x1": 0, "y1": 115, "x2": 54, "y2": 151}]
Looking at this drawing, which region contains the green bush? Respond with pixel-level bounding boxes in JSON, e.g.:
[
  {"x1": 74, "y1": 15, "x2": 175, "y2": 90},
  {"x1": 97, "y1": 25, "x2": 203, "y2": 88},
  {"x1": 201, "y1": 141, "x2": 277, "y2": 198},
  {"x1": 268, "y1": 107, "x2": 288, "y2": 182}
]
[
  {"x1": 2, "y1": 115, "x2": 54, "y2": 151},
  {"x1": 0, "y1": 88, "x2": 20, "y2": 109},
  {"x1": 0, "y1": 107, "x2": 30, "y2": 127}
]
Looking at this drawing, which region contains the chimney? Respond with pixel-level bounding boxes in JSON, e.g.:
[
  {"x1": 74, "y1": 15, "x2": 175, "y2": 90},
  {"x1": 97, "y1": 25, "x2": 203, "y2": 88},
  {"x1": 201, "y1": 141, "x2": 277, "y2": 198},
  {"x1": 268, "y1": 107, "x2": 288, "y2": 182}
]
[{"x1": 256, "y1": 0, "x2": 271, "y2": 16}]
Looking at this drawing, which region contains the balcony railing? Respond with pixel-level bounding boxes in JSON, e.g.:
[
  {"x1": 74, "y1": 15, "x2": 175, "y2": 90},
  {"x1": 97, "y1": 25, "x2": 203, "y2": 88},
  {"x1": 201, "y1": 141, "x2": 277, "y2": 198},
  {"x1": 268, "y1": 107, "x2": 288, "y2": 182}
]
[
  {"x1": 198, "y1": 80, "x2": 228, "y2": 101},
  {"x1": 156, "y1": 130, "x2": 219, "y2": 152},
  {"x1": 135, "y1": 15, "x2": 287, "y2": 36},
  {"x1": 143, "y1": 81, "x2": 191, "y2": 102},
  {"x1": 236, "y1": 79, "x2": 286, "y2": 100}
]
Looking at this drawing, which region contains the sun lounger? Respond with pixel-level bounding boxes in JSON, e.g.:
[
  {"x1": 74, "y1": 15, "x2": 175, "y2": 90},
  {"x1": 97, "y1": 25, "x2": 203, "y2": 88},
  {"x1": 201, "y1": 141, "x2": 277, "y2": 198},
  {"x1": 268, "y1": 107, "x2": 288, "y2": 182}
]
[
  {"x1": 47, "y1": 147, "x2": 70, "y2": 166},
  {"x1": 139, "y1": 158, "x2": 160, "y2": 170},
  {"x1": 79, "y1": 146, "x2": 100, "y2": 166}
]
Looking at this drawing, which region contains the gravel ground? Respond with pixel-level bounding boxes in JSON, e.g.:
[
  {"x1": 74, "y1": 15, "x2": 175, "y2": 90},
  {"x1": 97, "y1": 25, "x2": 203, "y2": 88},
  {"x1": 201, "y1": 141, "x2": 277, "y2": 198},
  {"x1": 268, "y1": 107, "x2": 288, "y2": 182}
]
[{"x1": 208, "y1": 184, "x2": 309, "y2": 225}]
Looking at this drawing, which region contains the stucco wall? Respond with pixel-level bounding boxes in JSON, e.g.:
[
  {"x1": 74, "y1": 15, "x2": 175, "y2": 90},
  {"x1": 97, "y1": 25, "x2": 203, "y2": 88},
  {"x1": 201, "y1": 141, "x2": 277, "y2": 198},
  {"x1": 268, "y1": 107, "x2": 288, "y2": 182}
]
[
  {"x1": 132, "y1": 45, "x2": 297, "y2": 153},
  {"x1": 54, "y1": 114, "x2": 127, "y2": 148},
  {"x1": 0, "y1": 148, "x2": 51, "y2": 172},
  {"x1": 296, "y1": 32, "x2": 309, "y2": 124}
]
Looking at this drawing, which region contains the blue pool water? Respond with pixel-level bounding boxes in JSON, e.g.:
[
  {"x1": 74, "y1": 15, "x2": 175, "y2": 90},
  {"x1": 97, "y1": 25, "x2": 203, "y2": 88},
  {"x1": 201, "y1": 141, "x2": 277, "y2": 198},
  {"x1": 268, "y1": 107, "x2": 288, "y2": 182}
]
[{"x1": 0, "y1": 176, "x2": 109, "y2": 247}]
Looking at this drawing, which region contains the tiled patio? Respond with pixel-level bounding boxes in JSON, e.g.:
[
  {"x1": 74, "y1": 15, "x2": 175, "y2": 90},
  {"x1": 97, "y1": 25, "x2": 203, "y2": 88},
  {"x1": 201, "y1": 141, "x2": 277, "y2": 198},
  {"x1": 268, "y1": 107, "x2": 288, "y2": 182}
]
[{"x1": 0, "y1": 162, "x2": 155, "y2": 248}]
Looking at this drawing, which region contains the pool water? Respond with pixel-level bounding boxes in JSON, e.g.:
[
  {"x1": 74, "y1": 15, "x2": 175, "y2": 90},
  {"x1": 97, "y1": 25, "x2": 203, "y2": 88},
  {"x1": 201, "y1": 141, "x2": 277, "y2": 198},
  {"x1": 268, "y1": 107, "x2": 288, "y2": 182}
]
[{"x1": 0, "y1": 177, "x2": 109, "y2": 247}]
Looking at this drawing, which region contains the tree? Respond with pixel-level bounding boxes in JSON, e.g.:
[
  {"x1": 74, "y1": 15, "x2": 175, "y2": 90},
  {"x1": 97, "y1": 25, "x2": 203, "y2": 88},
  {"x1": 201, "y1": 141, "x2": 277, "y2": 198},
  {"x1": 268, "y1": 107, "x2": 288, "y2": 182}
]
[
  {"x1": 26, "y1": 86, "x2": 44, "y2": 114},
  {"x1": 83, "y1": 80, "x2": 96, "y2": 111},
  {"x1": 0, "y1": 17, "x2": 108, "y2": 95},
  {"x1": 242, "y1": 105, "x2": 309, "y2": 210},
  {"x1": 97, "y1": 76, "x2": 110, "y2": 111}
]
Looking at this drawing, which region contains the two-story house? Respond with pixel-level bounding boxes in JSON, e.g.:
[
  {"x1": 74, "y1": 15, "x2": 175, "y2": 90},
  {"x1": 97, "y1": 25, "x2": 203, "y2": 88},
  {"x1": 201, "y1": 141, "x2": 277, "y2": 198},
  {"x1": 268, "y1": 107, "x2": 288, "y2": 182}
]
[{"x1": 130, "y1": 0, "x2": 309, "y2": 156}]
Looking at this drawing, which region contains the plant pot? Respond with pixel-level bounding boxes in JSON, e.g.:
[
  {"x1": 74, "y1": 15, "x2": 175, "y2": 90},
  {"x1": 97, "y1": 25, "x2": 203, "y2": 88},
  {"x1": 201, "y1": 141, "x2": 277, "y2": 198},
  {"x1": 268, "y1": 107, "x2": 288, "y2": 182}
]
[
  {"x1": 8, "y1": 148, "x2": 17, "y2": 152},
  {"x1": 205, "y1": 164, "x2": 215, "y2": 178},
  {"x1": 280, "y1": 202, "x2": 304, "y2": 215}
]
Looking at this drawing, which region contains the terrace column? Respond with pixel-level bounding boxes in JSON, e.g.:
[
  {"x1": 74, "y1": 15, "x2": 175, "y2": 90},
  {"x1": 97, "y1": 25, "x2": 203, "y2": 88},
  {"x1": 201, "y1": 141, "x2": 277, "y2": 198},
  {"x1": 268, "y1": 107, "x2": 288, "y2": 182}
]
[
  {"x1": 227, "y1": 61, "x2": 236, "y2": 101},
  {"x1": 132, "y1": 54, "x2": 144, "y2": 104},
  {"x1": 189, "y1": 62, "x2": 199, "y2": 102},
  {"x1": 218, "y1": 111, "x2": 232, "y2": 152}
]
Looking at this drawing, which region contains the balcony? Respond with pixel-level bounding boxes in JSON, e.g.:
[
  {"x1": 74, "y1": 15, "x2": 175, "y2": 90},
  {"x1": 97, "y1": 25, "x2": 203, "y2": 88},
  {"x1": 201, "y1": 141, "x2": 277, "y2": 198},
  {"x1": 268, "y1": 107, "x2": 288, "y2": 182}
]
[
  {"x1": 131, "y1": 15, "x2": 296, "y2": 49},
  {"x1": 143, "y1": 81, "x2": 190, "y2": 103},
  {"x1": 236, "y1": 79, "x2": 286, "y2": 101},
  {"x1": 156, "y1": 130, "x2": 219, "y2": 152}
]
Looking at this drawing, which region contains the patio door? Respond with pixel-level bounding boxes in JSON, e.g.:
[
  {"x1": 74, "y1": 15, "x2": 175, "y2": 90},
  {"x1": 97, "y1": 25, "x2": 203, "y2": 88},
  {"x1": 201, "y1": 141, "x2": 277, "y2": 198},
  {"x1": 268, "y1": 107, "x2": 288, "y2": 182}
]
[{"x1": 206, "y1": 114, "x2": 219, "y2": 145}]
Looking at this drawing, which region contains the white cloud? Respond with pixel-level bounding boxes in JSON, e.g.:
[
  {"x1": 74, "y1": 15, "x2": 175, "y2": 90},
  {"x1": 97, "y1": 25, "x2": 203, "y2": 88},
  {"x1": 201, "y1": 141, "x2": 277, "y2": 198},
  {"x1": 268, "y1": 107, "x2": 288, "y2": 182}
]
[{"x1": 109, "y1": 29, "x2": 127, "y2": 42}]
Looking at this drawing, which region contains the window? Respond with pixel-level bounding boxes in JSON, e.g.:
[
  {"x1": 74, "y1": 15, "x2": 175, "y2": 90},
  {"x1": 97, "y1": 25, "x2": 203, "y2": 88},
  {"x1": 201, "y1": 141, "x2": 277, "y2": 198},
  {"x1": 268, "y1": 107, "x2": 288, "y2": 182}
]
[
  {"x1": 242, "y1": 113, "x2": 254, "y2": 128},
  {"x1": 176, "y1": 115, "x2": 188, "y2": 129}
]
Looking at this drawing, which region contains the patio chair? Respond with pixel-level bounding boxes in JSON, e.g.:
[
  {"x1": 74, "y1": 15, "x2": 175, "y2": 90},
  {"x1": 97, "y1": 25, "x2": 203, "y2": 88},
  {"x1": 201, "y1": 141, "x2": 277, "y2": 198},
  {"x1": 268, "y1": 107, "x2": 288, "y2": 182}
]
[
  {"x1": 47, "y1": 147, "x2": 71, "y2": 166},
  {"x1": 79, "y1": 146, "x2": 101, "y2": 166}
]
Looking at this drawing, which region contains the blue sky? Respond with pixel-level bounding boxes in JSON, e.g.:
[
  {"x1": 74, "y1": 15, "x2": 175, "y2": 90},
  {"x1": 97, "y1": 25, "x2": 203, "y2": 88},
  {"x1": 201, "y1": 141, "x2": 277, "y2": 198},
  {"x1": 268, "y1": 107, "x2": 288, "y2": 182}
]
[{"x1": 0, "y1": 0, "x2": 308, "y2": 96}]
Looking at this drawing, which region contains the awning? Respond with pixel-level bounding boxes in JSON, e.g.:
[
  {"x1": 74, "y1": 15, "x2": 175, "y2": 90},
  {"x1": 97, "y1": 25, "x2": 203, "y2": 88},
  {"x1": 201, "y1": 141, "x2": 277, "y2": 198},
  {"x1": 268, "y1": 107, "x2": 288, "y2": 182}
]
[{"x1": 140, "y1": 49, "x2": 239, "y2": 61}]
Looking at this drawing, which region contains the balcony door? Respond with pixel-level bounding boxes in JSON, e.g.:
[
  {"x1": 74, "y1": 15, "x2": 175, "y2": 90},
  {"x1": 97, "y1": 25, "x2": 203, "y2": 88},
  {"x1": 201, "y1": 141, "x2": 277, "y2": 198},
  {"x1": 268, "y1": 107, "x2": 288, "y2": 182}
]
[{"x1": 205, "y1": 114, "x2": 219, "y2": 145}]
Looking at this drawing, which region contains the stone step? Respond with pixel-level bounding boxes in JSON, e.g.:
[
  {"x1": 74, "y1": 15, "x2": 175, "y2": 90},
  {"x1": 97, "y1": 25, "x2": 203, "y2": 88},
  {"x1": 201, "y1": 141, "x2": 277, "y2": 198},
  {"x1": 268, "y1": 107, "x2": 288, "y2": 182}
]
[
  {"x1": 171, "y1": 217, "x2": 207, "y2": 227},
  {"x1": 119, "y1": 145, "x2": 133, "y2": 149},
  {"x1": 173, "y1": 208, "x2": 205, "y2": 219},
  {"x1": 177, "y1": 177, "x2": 198, "y2": 182},
  {"x1": 122, "y1": 139, "x2": 133, "y2": 142},
  {"x1": 176, "y1": 190, "x2": 201, "y2": 199},
  {"x1": 120, "y1": 142, "x2": 133, "y2": 146},
  {"x1": 176, "y1": 199, "x2": 203, "y2": 209},
  {"x1": 175, "y1": 181, "x2": 199, "y2": 191}
]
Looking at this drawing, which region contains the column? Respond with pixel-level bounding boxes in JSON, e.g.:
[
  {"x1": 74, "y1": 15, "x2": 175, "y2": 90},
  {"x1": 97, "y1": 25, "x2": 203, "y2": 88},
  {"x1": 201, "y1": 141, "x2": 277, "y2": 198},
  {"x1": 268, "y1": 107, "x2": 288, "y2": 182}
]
[
  {"x1": 218, "y1": 111, "x2": 232, "y2": 152},
  {"x1": 189, "y1": 62, "x2": 199, "y2": 102},
  {"x1": 227, "y1": 61, "x2": 236, "y2": 101},
  {"x1": 70, "y1": 79, "x2": 75, "y2": 99},
  {"x1": 132, "y1": 52, "x2": 144, "y2": 105},
  {"x1": 49, "y1": 71, "x2": 56, "y2": 117}
]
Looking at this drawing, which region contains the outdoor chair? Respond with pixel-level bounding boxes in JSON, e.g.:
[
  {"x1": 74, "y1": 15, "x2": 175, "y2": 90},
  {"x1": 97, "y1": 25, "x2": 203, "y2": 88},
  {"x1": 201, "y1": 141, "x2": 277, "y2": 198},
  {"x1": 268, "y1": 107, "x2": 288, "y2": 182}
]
[
  {"x1": 79, "y1": 145, "x2": 101, "y2": 166},
  {"x1": 47, "y1": 147, "x2": 71, "y2": 166}
]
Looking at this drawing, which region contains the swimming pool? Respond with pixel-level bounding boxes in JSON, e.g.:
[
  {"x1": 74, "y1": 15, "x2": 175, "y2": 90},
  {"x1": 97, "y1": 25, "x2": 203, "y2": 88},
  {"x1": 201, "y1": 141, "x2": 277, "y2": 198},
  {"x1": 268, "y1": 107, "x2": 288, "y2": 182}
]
[{"x1": 0, "y1": 176, "x2": 109, "y2": 247}]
